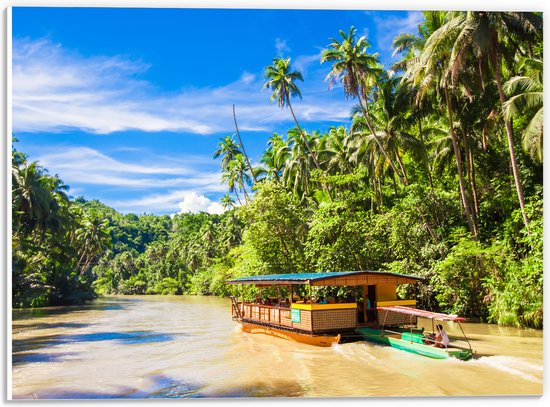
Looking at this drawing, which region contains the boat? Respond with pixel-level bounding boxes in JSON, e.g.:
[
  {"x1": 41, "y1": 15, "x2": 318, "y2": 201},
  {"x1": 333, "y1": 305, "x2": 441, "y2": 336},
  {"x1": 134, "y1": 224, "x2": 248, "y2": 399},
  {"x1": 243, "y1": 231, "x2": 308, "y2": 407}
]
[
  {"x1": 226, "y1": 271, "x2": 475, "y2": 359},
  {"x1": 226, "y1": 270, "x2": 424, "y2": 347},
  {"x1": 356, "y1": 306, "x2": 474, "y2": 360}
]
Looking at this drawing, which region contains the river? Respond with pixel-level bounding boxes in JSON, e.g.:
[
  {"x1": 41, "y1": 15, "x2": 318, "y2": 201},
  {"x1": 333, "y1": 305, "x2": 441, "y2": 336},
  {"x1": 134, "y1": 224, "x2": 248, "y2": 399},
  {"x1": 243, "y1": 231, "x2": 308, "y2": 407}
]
[{"x1": 11, "y1": 295, "x2": 543, "y2": 399}]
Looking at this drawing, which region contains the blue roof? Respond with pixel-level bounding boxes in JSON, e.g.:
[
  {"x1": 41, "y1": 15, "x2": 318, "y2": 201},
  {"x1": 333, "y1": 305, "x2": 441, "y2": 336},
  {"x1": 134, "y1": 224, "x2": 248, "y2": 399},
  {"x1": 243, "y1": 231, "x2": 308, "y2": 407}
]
[{"x1": 226, "y1": 270, "x2": 423, "y2": 285}]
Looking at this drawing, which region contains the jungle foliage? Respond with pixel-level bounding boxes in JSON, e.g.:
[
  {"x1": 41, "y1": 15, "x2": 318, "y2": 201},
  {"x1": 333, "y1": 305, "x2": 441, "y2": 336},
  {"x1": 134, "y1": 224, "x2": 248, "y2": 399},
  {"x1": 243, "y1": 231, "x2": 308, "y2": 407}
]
[{"x1": 12, "y1": 11, "x2": 543, "y2": 328}]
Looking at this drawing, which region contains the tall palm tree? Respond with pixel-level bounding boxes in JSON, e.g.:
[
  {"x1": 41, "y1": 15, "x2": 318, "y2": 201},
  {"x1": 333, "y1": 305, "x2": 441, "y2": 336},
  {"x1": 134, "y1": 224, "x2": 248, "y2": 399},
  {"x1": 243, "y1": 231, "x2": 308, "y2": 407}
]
[
  {"x1": 321, "y1": 26, "x2": 404, "y2": 185},
  {"x1": 401, "y1": 13, "x2": 479, "y2": 237},
  {"x1": 503, "y1": 57, "x2": 543, "y2": 164},
  {"x1": 263, "y1": 57, "x2": 321, "y2": 169},
  {"x1": 448, "y1": 11, "x2": 543, "y2": 231}
]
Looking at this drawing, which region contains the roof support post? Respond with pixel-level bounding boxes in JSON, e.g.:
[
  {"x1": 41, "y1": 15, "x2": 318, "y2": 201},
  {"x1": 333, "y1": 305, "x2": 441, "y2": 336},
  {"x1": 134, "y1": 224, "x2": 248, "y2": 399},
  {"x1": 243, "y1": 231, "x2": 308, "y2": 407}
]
[{"x1": 363, "y1": 285, "x2": 367, "y2": 323}]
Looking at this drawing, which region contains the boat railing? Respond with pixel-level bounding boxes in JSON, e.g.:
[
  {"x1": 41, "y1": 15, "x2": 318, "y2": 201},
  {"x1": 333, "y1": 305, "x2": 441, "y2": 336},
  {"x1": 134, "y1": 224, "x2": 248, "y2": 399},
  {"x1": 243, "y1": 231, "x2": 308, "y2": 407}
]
[{"x1": 233, "y1": 301, "x2": 293, "y2": 328}]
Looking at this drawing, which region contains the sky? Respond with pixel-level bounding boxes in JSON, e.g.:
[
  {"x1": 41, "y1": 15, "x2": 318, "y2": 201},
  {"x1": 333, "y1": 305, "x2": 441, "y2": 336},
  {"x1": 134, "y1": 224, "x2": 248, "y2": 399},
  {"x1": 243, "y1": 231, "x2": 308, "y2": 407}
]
[{"x1": 11, "y1": 7, "x2": 425, "y2": 215}]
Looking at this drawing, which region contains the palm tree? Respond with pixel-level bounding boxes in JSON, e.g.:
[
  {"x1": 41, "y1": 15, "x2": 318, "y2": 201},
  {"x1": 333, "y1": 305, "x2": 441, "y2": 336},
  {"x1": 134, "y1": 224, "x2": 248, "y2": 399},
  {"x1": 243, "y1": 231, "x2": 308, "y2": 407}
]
[
  {"x1": 257, "y1": 133, "x2": 290, "y2": 182},
  {"x1": 263, "y1": 57, "x2": 321, "y2": 169},
  {"x1": 503, "y1": 57, "x2": 543, "y2": 164},
  {"x1": 12, "y1": 161, "x2": 69, "y2": 239},
  {"x1": 448, "y1": 11, "x2": 543, "y2": 231},
  {"x1": 221, "y1": 161, "x2": 242, "y2": 206},
  {"x1": 220, "y1": 194, "x2": 236, "y2": 210},
  {"x1": 321, "y1": 26, "x2": 405, "y2": 185},
  {"x1": 213, "y1": 135, "x2": 241, "y2": 171},
  {"x1": 282, "y1": 129, "x2": 317, "y2": 201},
  {"x1": 400, "y1": 13, "x2": 479, "y2": 237},
  {"x1": 229, "y1": 154, "x2": 252, "y2": 203},
  {"x1": 75, "y1": 215, "x2": 111, "y2": 275}
]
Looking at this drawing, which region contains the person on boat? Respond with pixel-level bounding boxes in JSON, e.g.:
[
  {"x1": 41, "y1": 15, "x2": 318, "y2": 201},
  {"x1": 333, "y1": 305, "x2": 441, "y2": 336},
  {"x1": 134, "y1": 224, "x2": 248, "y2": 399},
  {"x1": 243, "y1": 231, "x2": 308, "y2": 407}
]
[{"x1": 434, "y1": 324, "x2": 450, "y2": 348}]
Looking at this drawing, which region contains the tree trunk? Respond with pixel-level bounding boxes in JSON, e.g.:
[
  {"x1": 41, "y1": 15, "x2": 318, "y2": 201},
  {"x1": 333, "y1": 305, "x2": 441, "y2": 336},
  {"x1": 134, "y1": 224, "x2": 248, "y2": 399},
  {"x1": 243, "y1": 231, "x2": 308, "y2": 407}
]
[
  {"x1": 444, "y1": 87, "x2": 478, "y2": 238},
  {"x1": 389, "y1": 134, "x2": 409, "y2": 185},
  {"x1": 491, "y1": 52, "x2": 530, "y2": 233},
  {"x1": 462, "y1": 128, "x2": 479, "y2": 218},
  {"x1": 287, "y1": 101, "x2": 321, "y2": 170},
  {"x1": 418, "y1": 118, "x2": 435, "y2": 192},
  {"x1": 233, "y1": 190, "x2": 242, "y2": 206},
  {"x1": 233, "y1": 105, "x2": 258, "y2": 184}
]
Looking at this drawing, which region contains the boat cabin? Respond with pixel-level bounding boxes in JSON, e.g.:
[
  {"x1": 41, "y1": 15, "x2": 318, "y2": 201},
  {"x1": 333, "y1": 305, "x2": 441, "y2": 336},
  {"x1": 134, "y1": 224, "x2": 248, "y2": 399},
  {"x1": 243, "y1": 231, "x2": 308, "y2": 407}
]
[{"x1": 226, "y1": 271, "x2": 423, "y2": 345}]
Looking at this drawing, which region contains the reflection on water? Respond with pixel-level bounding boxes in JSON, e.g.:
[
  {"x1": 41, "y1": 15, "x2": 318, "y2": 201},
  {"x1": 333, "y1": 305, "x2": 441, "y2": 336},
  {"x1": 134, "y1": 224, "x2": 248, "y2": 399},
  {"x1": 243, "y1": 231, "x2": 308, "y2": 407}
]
[{"x1": 11, "y1": 295, "x2": 543, "y2": 399}]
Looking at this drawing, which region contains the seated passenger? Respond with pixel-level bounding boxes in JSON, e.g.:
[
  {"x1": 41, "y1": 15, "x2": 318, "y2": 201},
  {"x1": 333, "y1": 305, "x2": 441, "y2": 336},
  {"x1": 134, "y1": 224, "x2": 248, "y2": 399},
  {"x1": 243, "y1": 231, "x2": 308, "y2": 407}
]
[
  {"x1": 326, "y1": 296, "x2": 336, "y2": 304},
  {"x1": 434, "y1": 324, "x2": 449, "y2": 348}
]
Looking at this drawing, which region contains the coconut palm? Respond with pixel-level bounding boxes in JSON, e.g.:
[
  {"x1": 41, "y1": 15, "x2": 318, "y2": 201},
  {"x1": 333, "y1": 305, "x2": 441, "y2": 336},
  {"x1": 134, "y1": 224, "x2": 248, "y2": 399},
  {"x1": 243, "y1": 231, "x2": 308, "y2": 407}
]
[
  {"x1": 321, "y1": 26, "x2": 405, "y2": 185},
  {"x1": 263, "y1": 57, "x2": 321, "y2": 169},
  {"x1": 448, "y1": 11, "x2": 543, "y2": 231},
  {"x1": 503, "y1": 57, "x2": 543, "y2": 164},
  {"x1": 220, "y1": 194, "x2": 236, "y2": 210},
  {"x1": 12, "y1": 161, "x2": 69, "y2": 239},
  {"x1": 400, "y1": 13, "x2": 479, "y2": 237},
  {"x1": 75, "y1": 215, "x2": 112, "y2": 275},
  {"x1": 213, "y1": 135, "x2": 242, "y2": 171}
]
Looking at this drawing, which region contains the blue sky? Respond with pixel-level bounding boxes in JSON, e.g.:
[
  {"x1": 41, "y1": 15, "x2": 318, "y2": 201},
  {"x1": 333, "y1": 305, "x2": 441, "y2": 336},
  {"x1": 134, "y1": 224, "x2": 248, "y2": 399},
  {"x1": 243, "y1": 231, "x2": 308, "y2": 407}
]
[{"x1": 12, "y1": 7, "x2": 424, "y2": 215}]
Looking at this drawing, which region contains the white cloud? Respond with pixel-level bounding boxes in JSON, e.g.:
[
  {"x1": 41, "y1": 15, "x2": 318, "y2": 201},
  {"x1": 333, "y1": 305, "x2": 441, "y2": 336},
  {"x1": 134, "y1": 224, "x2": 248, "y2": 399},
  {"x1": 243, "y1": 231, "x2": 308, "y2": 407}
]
[
  {"x1": 206, "y1": 202, "x2": 225, "y2": 215},
  {"x1": 275, "y1": 38, "x2": 291, "y2": 56},
  {"x1": 35, "y1": 146, "x2": 225, "y2": 192},
  {"x1": 108, "y1": 190, "x2": 226, "y2": 214},
  {"x1": 177, "y1": 191, "x2": 223, "y2": 214},
  {"x1": 12, "y1": 38, "x2": 353, "y2": 136}
]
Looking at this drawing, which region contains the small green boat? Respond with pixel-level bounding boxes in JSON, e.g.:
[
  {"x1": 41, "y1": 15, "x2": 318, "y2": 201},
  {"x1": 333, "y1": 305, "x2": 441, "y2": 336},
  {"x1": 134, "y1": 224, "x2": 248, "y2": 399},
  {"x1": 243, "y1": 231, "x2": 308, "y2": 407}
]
[{"x1": 357, "y1": 306, "x2": 474, "y2": 361}]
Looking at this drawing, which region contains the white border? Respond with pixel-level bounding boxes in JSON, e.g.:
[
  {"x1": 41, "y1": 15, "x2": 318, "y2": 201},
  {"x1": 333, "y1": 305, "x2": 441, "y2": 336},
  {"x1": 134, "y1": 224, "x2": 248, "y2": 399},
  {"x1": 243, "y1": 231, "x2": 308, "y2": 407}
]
[{"x1": 2, "y1": 1, "x2": 547, "y2": 406}]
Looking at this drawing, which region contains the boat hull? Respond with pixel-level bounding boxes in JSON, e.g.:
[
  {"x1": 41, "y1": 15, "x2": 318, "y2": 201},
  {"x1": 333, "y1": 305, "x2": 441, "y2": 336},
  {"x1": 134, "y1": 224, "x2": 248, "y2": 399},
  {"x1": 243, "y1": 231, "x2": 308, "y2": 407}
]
[
  {"x1": 356, "y1": 327, "x2": 472, "y2": 360},
  {"x1": 240, "y1": 322, "x2": 341, "y2": 347}
]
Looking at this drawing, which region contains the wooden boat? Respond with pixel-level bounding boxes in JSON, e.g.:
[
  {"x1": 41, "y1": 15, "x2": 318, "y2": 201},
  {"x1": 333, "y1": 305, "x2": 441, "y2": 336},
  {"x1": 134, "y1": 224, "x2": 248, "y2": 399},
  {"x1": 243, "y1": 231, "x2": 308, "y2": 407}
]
[
  {"x1": 356, "y1": 306, "x2": 474, "y2": 361},
  {"x1": 226, "y1": 270, "x2": 424, "y2": 348}
]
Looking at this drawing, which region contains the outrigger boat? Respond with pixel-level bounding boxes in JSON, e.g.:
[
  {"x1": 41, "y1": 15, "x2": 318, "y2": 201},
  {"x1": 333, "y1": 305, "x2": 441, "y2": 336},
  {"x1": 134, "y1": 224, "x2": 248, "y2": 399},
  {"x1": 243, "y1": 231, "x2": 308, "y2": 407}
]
[
  {"x1": 226, "y1": 271, "x2": 474, "y2": 360},
  {"x1": 357, "y1": 306, "x2": 474, "y2": 360}
]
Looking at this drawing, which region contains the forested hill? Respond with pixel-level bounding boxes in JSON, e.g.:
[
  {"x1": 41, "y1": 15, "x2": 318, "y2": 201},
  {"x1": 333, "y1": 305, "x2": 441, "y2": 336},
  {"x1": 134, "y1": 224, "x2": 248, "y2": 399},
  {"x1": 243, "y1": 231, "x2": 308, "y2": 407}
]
[{"x1": 12, "y1": 11, "x2": 543, "y2": 329}]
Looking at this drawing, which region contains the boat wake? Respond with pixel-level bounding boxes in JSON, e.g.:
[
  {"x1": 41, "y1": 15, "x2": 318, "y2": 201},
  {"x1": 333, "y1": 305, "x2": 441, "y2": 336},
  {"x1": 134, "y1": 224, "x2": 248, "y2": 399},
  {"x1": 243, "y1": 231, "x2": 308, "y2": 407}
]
[{"x1": 470, "y1": 355, "x2": 543, "y2": 384}]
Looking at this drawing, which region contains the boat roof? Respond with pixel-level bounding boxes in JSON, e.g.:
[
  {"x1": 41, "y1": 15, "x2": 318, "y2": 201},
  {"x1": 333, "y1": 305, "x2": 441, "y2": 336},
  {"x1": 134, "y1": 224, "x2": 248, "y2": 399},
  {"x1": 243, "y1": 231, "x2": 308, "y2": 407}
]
[
  {"x1": 378, "y1": 305, "x2": 466, "y2": 322},
  {"x1": 226, "y1": 270, "x2": 424, "y2": 286}
]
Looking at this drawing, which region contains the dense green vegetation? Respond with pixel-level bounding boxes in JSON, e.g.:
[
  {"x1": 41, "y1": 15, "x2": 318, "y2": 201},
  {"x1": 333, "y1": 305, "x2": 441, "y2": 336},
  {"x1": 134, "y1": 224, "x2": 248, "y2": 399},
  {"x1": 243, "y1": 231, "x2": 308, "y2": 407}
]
[{"x1": 12, "y1": 11, "x2": 542, "y2": 328}]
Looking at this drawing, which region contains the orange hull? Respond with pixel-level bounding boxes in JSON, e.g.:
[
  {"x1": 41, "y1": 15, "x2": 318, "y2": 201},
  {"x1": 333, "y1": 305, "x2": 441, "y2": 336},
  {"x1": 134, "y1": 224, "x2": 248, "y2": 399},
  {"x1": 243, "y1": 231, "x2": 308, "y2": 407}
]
[{"x1": 240, "y1": 322, "x2": 341, "y2": 347}]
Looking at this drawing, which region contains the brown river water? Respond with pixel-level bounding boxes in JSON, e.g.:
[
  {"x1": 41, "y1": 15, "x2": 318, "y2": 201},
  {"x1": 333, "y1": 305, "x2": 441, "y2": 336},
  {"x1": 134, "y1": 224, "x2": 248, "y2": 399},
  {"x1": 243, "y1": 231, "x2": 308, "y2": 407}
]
[{"x1": 11, "y1": 295, "x2": 543, "y2": 399}]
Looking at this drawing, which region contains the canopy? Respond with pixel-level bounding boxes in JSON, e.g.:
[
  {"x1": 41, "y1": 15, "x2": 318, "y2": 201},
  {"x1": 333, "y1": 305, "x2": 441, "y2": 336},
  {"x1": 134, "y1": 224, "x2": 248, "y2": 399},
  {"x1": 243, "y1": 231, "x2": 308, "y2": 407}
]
[
  {"x1": 226, "y1": 271, "x2": 424, "y2": 286},
  {"x1": 377, "y1": 305, "x2": 466, "y2": 322}
]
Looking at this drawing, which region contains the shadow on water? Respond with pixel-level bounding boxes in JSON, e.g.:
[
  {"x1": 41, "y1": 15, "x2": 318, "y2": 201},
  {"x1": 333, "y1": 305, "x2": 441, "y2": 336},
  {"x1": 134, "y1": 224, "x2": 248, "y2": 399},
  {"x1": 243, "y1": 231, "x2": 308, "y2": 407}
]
[
  {"x1": 12, "y1": 297, "x2": 139, "y2": 321},
  {"x1": 12, "y1": 352, "x2": 80, "y2": 366},
  {"x1": 13, "y1": 374, "x2": 306, "y2": 399},
  {"x1": 12, "y1": 322, "x2": 91, "y2": 331},
  {"x1": 147, "y1": 375, "x2": 202, "y2": 398},
  {"x1": 14, "y1": 330, "x2": 176, "y2": 350},
  {"x1": 64, "y1": 331, "x2": 175, "y2": 344}
]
